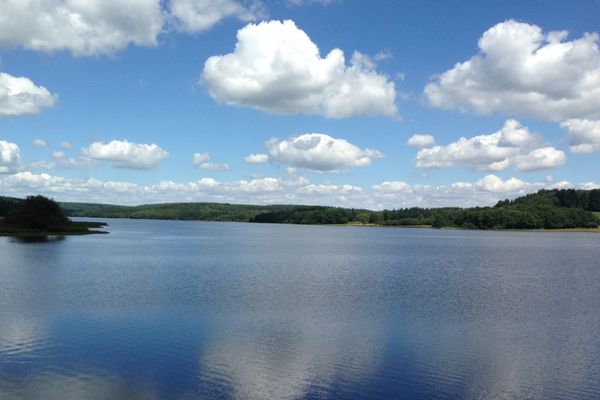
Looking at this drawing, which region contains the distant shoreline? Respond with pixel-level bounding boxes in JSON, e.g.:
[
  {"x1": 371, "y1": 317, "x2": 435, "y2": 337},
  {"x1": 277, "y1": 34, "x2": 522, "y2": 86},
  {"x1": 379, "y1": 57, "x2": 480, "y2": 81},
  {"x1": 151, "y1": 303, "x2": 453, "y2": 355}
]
[{"x1": 70, "y1": 216, "x2": 600, "y2": 233}]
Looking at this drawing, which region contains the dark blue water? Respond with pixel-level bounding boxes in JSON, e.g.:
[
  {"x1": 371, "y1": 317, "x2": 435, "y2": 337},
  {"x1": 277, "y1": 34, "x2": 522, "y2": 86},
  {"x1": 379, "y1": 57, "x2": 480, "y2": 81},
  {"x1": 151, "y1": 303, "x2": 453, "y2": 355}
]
[{"x1": 1, "y1": 219, "x2": 599, "y2": 399}]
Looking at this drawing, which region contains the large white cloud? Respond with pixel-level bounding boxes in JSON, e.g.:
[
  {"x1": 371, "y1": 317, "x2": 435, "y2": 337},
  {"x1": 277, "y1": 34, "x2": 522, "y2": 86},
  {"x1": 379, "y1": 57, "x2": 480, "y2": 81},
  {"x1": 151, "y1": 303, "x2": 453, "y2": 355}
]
[
  {"x1": 0, "y1": 140, "x2": 21, "y2": 173},
  {"x1": 560, "y1": 119, "x2": 600, "y2": 153},
  {"x1": 202, "y1": 20, "x2": 398, "y2": 118},
  {"x1": 0, "y1": 0, "x2": 164, "y2": 56},
  {"x1": 0, "y1": 1, "x2": 271, "y2": 56},
  {"x1": 425, "y1": 20, "x2": 600, "y2": 121},
  {"x1": 266, "y1": 133, "x2": 383, "y2": 172},
  {"x1": 170, "y1": 0, "x2": 262, "y2": 33},
  {"x1": 82, "y1": 140, "x2": 169, "y2": 169},
  {"x1": 0, "y1": 72, "x2": 57, "y2": 116},
  {"x1": 413, "y1": 119, "x2": 565, "y2": 172}
]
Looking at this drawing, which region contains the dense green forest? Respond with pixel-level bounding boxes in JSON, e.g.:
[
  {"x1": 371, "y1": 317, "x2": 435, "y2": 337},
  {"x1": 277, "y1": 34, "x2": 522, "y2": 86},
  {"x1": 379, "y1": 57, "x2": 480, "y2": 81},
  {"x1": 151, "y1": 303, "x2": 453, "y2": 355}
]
[
  {"x1": 251, "y1": 189, "x2": 600, "y2": 229},
  {"x1": 0, "y1": 195, "x2": 106, "y2": 235},
  {"x1": 1, "y1": 188, "x2": 600, "y2": 230},
  {"x1": 60, "y1": 201, "x2": 294, "y2": 221}
]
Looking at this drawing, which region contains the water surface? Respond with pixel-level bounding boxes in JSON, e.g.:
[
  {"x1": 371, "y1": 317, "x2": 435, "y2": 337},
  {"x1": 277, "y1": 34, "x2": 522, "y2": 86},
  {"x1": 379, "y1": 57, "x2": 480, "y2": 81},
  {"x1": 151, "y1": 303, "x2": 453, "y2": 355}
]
[{"x1": 1, "y1": 219, "x2": 599, "y2": 399}]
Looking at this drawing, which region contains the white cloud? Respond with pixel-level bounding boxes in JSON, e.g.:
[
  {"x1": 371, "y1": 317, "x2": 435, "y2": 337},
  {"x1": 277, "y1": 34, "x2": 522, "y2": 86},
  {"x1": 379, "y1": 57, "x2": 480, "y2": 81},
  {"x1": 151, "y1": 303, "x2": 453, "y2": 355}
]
[
  {"x1": 413, "y1": 119, "x2": 565, "y2": 172},
  {"x1": 514, "y1": 147, "x2": 566, "y2": 172},
  {"x1": 407, "y1": 134, "x2": 435, "y2": 148},
  {"x1": 425, "y1": 20, "x2": 600, "y2": 121},
  {"x1": 560, "y1": 119, "x2": 600, "y2": 153},
  {"x1": 0, "y1": 0, "x2": 164, "y2": 56},
  {"x1": 580, "y1": 181, "x2": 600, "y2": 190},
  {"x1": 1, "y1": 170, "x2": 596, "y2": 210},
  {"x1": 372, "y1": 181, "x2": 412, "y2": 193},
  {"x1": 475, "y1": 175, "x2": 526, "y2": 192},
  {"x1": 82, "y1": 140, "x2": 169, "y2": 169},
  {"x1": 202, "y1": 20, "x2": 398, "y2": 118},
  {"x1": 244, "y1": 153, "x2": 269, "y2": 164},
  {"x1": 298, "y1": 183, "x2": 362, "y2": 195},
  {"x1": 192, "y1": 152, "x2": 211, "y2": 164},
  {"x1": 170, "y1": 0, "x2": 263, "y2": 33},
  {"x1": 31, "y1": 139, "x2": 48, "y2": 147},
  {"x1": 371, "y1": 175, "x2": 538, "y2": 209},
  {"x1": 51, "y1": 150, "x2": 79, "y2": 168},
  {"x1": 192, "y1": 152, "x2": 230, "y2": 171},
  {"x1": 266, "y1": 133, "x2": 383, "y2": 172},
  {"x1": 60, "y1": 141, "x2": 73, "y2": 149},
  {"x1": 0, "y1": 140, "x2": 21, "y2": 173},
  {"x1": 29, "y1": 160, "x2": 56, "y2": 169},
  {"x1": 0, "y1": 72, "x2": 57, "y2": 116}
]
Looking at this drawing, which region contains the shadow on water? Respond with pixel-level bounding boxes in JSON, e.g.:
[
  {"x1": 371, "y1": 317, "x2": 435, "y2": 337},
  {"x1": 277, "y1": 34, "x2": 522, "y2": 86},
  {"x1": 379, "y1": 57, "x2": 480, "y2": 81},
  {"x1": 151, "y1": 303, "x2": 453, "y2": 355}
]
[{"x1": 10, "y1": 235, "x2": 66, "y2": 244}]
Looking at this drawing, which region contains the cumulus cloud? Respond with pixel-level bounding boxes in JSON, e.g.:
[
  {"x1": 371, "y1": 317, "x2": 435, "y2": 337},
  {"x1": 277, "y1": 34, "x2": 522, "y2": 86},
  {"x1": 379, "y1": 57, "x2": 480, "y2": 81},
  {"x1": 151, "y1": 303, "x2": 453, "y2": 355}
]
[
  {"x1": 514, "y1": 147, "x2": 566, "y2": 172},
  {"x1": 202, "y1": 20, "x2": 398, "y2": 118},
  {"x1": 192, "y1": 152, "x2": 230, "y2": 171},
  {"x1": 560, "y1": 119, "x2": 600, "y2": 153},
  {"x1": 371, "y1": 175, "x2": 543, "y2": 208},
  {"x1": 0, "y1": 72, "x2": 57, "y2": 116},
  {"x1": 425, "y1": 20, "x2": 600, "y2": 121},
  {"x1": 475, "y1": 175, "x2": 526, "y2": 192},
  {"x1": 31, "y1": 139, "x2": 48, "y2": 147},
  {"x1": 266, "y1": 133, "x2": 383, "y2": 172},
  {"x1": 82, "y1": 140, "x2": 169, "y2": 169},
  {"x1": 0, "y1": 140, "x2": 21, "y2": 173},
  {"x1": 60, "y1": 141, "x2": 73, "y2": 149},
  {"x1": 0, "y1": 0, "x2": 164, "y2": 56},
  {"x1": 1, "y1": 169, "x2": 596, "y2": 209},
  {"x1": 244, "y1": 153, "x2": 269, "y2": 164},
  {"x1": 413, "y1": 119, "x2": 565, "y2": 172},
  {"x1": 170, "y1": 0, "x2": 263, "y2": 33},
  {"x1": 407, "y1": 134, "x2": 435, "y2": 148}
]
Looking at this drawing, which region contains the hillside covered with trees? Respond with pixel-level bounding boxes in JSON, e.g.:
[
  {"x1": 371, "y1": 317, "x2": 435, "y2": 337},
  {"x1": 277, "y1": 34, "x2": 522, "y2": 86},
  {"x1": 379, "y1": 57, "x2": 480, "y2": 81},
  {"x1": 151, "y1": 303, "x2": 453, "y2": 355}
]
[
  {"x1": 251, "y1": 189, "x2": 600, "y2": 229},
  {"x1": 2, "y1": 189, "x2": 599, "y2": 230}
]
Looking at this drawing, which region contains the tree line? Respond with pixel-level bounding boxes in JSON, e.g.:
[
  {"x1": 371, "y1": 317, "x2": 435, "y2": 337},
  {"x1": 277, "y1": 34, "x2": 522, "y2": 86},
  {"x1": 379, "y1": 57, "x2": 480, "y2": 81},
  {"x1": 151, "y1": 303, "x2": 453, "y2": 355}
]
[{"x1": 2, "y1": 188, "x2": 599, "y2": 230}]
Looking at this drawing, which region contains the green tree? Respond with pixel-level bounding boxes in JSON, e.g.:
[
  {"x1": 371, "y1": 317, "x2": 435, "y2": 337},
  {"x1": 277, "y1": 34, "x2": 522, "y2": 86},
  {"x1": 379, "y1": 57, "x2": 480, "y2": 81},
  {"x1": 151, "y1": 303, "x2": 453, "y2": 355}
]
[{"x1": 5, "y1": 195, "x2": 70, "y2": 230}]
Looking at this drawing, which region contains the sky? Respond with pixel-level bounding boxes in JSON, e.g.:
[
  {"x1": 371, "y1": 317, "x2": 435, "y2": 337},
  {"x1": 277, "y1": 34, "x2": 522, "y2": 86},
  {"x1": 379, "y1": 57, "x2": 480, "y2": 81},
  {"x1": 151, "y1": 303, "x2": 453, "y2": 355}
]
[{"x1": 1, "y1": 0, "x2": 600, "y2": 209}]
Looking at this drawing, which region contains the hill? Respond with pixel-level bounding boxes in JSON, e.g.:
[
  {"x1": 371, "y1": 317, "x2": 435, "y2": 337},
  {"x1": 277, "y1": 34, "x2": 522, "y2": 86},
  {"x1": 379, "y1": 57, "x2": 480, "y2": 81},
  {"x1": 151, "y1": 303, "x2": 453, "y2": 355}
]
[
  {"x1": 61, "y1": 201, "x2": 298, "y2": 221},
  {"x1": 2, "y1": 189, "x2": 600, "y2": 230}
]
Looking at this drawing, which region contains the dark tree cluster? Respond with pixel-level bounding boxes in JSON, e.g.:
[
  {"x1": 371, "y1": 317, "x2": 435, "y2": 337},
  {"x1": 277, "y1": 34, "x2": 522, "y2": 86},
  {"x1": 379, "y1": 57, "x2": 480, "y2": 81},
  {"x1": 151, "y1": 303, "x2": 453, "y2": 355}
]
[{"x1": 4, "y1": 195, "x2": 70, "y2": 230}]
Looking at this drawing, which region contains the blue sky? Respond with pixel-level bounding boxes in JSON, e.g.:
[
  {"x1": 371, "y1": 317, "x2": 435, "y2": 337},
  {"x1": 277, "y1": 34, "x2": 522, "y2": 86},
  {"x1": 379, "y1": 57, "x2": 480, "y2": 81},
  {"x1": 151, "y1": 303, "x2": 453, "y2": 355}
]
[{"x1": 1, "y1": 0, "x2": 599, "y2": 208}]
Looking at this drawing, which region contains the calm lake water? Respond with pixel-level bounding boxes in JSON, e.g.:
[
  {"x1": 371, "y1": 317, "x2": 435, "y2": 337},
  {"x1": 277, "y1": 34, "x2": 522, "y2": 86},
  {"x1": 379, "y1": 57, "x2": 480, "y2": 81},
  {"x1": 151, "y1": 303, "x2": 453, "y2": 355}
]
[{"x1": 1, "y1": 219, "x2": 599, "y2": 399}]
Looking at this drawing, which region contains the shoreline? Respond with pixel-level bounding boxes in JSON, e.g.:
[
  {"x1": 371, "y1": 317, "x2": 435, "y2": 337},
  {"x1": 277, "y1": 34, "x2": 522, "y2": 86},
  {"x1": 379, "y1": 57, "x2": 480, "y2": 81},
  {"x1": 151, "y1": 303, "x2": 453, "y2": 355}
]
[{"x1": 0, "y1": 221, "x2": 108, "y2": 237}]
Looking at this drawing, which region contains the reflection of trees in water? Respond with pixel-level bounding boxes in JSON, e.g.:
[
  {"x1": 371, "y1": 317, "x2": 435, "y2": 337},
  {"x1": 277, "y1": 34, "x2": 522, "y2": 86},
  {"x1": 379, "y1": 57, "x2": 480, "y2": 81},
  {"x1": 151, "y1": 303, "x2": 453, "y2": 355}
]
[
  {"x1": 11, "y1": 235, "x2": 66, "y2": 243},
  {"x1": 199, "y1": 318, "x2": 384, "y2": 400}
]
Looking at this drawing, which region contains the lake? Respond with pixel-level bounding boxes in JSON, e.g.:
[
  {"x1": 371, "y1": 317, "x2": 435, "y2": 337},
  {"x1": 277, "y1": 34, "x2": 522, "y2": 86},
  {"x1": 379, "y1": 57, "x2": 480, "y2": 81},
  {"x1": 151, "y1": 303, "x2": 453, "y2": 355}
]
[{"x1": 1, "y1": 219, "x2": 599, "y2": 399}]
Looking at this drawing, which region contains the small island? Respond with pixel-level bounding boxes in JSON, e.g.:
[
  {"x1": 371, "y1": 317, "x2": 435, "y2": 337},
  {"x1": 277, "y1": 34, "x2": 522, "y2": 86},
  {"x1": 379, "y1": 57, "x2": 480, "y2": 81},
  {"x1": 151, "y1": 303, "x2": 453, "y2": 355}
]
[{"x1": 0, "y1": 195, "x2": 107, "y2": 237}]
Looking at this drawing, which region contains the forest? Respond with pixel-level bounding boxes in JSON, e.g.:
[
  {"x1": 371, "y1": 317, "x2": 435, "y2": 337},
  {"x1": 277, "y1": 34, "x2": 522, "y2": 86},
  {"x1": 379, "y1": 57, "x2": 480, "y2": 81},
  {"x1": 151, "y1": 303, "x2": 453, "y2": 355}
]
[{"x1": 1, "y1": 188, "x2": 599, "y2": 230}]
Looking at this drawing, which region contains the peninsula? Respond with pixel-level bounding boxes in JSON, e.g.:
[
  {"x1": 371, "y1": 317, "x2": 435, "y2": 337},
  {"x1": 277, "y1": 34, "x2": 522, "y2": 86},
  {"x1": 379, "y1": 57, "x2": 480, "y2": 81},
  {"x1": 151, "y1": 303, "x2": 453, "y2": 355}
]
[{"x1": 0, "y1": 195, "x2": 107, "y2": 237}]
